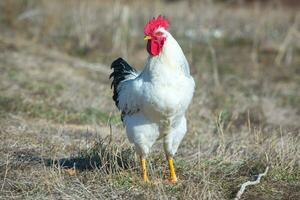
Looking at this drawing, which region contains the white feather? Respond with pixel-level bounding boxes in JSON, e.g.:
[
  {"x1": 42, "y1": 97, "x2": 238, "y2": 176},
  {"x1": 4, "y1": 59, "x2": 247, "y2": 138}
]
[{"x1": 118, "y1": 28, "x2": 195, "y2": 157}]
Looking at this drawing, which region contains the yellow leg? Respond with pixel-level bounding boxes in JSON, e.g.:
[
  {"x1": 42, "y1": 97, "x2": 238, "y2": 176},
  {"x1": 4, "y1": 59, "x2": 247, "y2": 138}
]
[
  {"x1": 140, "y1": 156, "x2": 150, "y2": 182},
  {"x1": 167, "y1": 157, "x2": 178, "y2": 183}
]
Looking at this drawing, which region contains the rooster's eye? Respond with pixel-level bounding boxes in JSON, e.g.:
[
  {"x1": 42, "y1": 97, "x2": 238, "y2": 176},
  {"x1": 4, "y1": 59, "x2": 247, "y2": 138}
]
[{"x1": 155, "y1": 32, "x2": 163, "y2": 36}]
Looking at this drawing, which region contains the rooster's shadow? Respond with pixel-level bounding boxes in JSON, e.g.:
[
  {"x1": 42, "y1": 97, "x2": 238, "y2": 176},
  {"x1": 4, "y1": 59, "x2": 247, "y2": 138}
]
[{"x1": 10, "y1": 147, "x2": 136, "y2": 172}]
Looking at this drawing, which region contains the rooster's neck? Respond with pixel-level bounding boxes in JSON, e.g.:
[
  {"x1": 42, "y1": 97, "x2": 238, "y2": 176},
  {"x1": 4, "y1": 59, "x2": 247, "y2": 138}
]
[{"x1": 142, "y1": 33, "x2": 187, "y2": 80}]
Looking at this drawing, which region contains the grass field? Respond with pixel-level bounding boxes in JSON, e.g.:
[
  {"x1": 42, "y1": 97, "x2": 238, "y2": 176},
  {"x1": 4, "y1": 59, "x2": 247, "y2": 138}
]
[{"x1": 0, "y1": 0, "x2": 299, "y2": 199}]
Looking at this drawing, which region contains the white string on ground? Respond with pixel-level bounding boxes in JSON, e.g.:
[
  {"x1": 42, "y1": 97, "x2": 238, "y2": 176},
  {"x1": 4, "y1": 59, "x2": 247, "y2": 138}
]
[{"x1": 234, "y1": 166, "x2": 269, "y2": 200}]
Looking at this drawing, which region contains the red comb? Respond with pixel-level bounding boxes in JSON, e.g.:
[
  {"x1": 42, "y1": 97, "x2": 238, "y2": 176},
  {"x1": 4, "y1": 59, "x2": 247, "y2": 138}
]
[{"x1": 144, "y1": 15, "x2": 169, "y2": 36}]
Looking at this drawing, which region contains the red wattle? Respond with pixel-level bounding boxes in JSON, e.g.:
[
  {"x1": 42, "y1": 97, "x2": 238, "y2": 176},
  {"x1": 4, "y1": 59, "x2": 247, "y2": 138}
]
[{"x1": 147, "y1": 39, "x2": 164, "y2": 56}]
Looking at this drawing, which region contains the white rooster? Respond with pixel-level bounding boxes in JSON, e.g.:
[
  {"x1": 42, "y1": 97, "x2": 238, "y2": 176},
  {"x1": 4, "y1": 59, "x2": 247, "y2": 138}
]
[{"x1": 110, "y1": 16, "x2": 195, "y2": 183}]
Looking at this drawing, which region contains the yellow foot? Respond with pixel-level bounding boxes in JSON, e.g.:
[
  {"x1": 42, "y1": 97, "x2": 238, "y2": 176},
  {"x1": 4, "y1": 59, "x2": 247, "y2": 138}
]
[
  {"x1": 143, "y1": 176, "x2": 150, "y2": 183},
  {"x1": 140, "y1": 156, "x2": 150, "y2": 183},
  {"x1": 168, "y1": 177, "x2": 178, "y2": 183},
  {"x1": 167, "y1": 157, "x2": 178, "y2": 184}
]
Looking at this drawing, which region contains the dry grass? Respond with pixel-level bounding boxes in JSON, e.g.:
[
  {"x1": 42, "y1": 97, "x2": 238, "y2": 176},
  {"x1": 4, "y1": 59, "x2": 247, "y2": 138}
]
[{"x1": 0, "y1": 0, "x2": 299, "y2": 199}]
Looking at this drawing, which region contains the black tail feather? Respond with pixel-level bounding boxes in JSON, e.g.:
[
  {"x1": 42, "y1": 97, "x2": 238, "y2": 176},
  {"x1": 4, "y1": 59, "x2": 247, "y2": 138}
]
[{"x1": 110, "y1": 58, "x2": 137, "y2": 107}]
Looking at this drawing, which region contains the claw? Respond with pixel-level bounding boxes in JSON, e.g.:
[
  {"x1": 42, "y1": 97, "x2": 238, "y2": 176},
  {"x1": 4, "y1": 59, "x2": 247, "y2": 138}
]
[{"x1": 168, "y1": 177, "x2": 178, "y2": 183}]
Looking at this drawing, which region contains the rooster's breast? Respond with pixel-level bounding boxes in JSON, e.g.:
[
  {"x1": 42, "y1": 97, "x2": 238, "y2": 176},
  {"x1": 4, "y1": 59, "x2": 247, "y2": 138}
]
[{"x1": 141, "y1": 73, "x2": 194, "y2": 121}]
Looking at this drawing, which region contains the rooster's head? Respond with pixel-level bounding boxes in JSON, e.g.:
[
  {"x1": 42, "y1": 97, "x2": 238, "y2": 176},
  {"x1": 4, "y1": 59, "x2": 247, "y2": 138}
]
[{"x1": 144, "y1": 16, "x2": 169, "y2": 56}]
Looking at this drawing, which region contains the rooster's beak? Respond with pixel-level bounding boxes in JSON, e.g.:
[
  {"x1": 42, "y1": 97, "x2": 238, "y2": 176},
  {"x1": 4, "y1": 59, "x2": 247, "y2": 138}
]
[{"x1": 144, "y1": 36, "x2": 152, "y2": 41}]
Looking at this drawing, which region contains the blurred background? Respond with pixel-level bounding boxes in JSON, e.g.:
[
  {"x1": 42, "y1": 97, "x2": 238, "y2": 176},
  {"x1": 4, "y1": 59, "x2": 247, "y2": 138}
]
[
  {"x1": 0, "y1": 0, "x2": 299, "y2": 124},
  {"x1": 0, "y1": 0, "x2": 299, "y2": 199}
]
